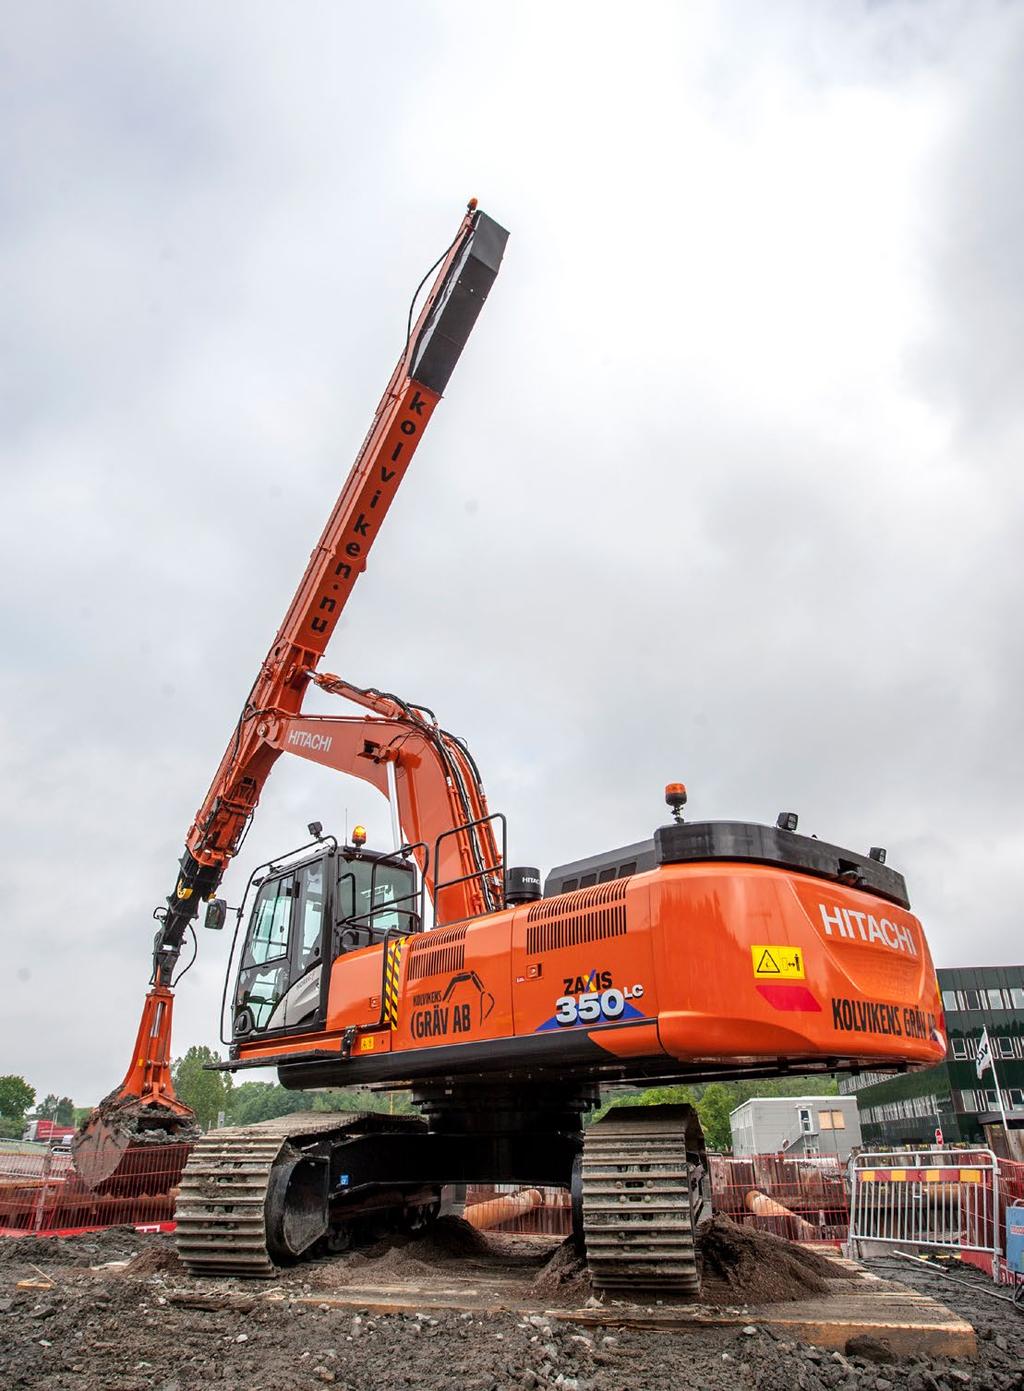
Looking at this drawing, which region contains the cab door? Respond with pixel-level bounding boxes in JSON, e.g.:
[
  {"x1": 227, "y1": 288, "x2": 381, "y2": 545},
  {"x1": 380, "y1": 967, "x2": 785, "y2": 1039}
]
[{"x1": 233, "y1": 858, "x2": 328, "y2": 1038}]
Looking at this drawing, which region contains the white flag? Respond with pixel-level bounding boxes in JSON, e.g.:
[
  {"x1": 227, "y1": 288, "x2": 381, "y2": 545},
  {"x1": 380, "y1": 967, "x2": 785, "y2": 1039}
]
[{"x1": 976, "y1": 1027, "x2": 993, "y2": 1079}]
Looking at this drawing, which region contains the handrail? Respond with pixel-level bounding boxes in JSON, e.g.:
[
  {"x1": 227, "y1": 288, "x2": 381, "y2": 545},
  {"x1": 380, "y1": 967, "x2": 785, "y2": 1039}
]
[{"x1": 433, "y1": 812, "x2": 506, "y2": 927}]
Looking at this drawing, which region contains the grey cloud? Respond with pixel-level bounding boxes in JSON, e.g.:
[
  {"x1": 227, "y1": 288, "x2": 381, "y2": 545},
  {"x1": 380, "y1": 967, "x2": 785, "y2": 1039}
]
[{"x1": 2, "y1": 1, "x2": 1022, "y2": 1102}]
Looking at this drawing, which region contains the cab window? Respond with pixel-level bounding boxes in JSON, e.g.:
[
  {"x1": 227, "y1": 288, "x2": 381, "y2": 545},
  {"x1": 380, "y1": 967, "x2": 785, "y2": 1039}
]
[
  {"x1": 243, "y1": 877, "x2": 294, "y2": 966},
  {"x1": 296, "y1": 859, "x2": 324, "y2": 973},
  {"x1": 338, "y1": 859, "x2": 416, "y2": 935}
]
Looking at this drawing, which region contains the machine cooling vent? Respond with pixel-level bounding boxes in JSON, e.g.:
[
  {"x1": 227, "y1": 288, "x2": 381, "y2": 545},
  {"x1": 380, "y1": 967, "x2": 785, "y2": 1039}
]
[
  {"x1": 524, "y1": 880, "x2": 630, "y2": 955},
  {"x1": 406, "y1": 925, "x2": 468, "y2": 983}
]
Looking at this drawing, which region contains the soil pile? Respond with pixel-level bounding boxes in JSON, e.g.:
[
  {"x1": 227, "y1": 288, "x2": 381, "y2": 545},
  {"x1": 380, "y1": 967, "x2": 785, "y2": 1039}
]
[
  {"x1": 122, "y1": 1240, "x2": 183, "y2": 1278},
  {"x1": 0, "y1": 1227, "x2": 148, "y2": 1268},
  {"x1": 409, "y1": 1216, "x2": 491, "y2": 1260},
  {"x1": 530, "y1": 1238, "x2": 592, "y2": 1302},
  {"x1": 2, "y1": 1228, "x2": 1020, "y2": 1391},
  {"x1": 697, "y1": 1215, "x2": 852, "y2": 1305},
  {"x1": 333, "y1": 1217, "x2": 515, "y2": 1288}
]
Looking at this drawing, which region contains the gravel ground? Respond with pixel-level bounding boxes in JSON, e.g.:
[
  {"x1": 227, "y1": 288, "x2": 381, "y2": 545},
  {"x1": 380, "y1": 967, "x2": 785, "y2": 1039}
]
[{"x1": 0, "y1": 1230, "x2": 1020, "y2": 1391}]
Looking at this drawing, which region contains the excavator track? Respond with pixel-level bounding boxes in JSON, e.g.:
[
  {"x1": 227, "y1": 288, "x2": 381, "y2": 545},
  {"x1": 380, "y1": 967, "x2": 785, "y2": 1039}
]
[
  {"x1": 175, "y1": 1113, "x2": 355, "y2": 1278},
  {"x1": 580, "y1": 1103, "x2": 710, "y2": 1300}
]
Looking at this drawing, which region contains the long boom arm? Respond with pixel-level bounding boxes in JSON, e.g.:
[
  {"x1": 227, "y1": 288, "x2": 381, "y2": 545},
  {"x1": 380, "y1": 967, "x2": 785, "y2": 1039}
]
[
  {"x1": 73, "y1": 204, "x2": 508, "y2": 1188},
  {"x1": 152, "y1": 203, "x2": 508, "y2": 985}
]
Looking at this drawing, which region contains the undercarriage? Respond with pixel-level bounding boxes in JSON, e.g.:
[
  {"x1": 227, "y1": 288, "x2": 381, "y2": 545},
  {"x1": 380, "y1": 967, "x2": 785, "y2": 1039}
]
[{"x1": 174, "y1": 1092, "x2": 711, "y2": 1298}]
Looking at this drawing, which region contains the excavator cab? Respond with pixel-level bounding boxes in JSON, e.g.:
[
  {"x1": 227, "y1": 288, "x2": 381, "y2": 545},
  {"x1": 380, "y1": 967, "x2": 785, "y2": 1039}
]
[{"x1": 231, "y1": 843, "x2": 419, "y2": 1041}]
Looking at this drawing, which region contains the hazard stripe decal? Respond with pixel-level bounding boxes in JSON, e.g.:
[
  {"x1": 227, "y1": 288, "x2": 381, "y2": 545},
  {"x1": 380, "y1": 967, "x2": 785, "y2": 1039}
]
[{"x1": 383, "y1": 938, "x2": 406, "y2": 1031}]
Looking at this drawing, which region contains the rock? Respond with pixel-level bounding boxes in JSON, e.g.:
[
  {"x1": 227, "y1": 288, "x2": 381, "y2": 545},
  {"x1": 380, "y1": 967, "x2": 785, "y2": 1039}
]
[
  {"x1": 947, "y1": 1373, "x2": 971, "y2": 1385},
  {"x1": 742, "y1": 1325, "x2": 757, "y2": 1336},
  {"x1": 875, "y1": 1379, "x2": 894, "y2": 1391},
  {"x1": 845, "y1": 1335, "x2": 896, "y2": 1365},
  {"x1": 235, "y1": 1333, "x2": 248, "y2": 1343},
  {"x1": 520, "y1": 1373, "x2": 538, "y2": 1389}
]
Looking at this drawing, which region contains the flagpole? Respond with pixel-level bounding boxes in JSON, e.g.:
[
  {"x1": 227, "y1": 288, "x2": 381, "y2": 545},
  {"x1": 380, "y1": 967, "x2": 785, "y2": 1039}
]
[
  {"x1": 978, "y1": 1026, "x2": 1011, "y2": 1141},
  {"x1": 990, "y1": 1054, "x2": 1011, "y2": 1136}
]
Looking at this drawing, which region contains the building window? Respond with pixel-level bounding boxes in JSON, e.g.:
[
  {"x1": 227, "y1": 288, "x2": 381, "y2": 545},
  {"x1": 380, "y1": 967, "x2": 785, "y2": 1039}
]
[
  {"x1": 1008, "y1": 1089, "x2": 1024, "y2": 1111},
  {"x1": 942, "y1": 990, "x2": 959, "y2": 1012},
  {"x1": 958, "y1": 1090, "x2": 979, "y2": 1111},
  {"x1": 799, "y1": 1107, "x2": 813, "y2": 1134},
  {"x1": 986, "y1": 989, "x2": 1006, "y2": 1011},
  {"x1": 951, "y1": 1038, "x2": 968, "y2": 1059},
  {"x1": 996, "y1": 1036, "x2": 1015, "y2": 1059},
  {"x1": 1011, "y1": 988, "x2": 1024, "y2": 1010},
  {"x1": 819, "y1": 1110, "x2": 832, "y2": 1130},
  {"x1": 964, "y1": 989, "x2": 982, "y2": 1011},
  {"x1": 986, "y1": 1090, "x2": 999, "y2": 1108}
]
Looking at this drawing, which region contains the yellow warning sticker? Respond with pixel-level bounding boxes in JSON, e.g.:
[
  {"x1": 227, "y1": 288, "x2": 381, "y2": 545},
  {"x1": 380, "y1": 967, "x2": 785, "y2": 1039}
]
[{"x1": 751, "y1": 945, "x2": 805, "y2": 979}]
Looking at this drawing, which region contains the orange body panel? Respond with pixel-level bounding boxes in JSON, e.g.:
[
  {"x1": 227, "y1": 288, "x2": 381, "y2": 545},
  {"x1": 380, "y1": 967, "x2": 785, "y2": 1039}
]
[{"x1": 235, "y1": 861, "x2": 945, "y2": 1085}]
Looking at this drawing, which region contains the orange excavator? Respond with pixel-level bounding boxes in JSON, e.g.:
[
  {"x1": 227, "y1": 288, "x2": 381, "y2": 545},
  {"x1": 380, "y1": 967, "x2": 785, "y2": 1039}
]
[{"x1": 76, "y1": 201, "x2": 947, "y2": 1294}]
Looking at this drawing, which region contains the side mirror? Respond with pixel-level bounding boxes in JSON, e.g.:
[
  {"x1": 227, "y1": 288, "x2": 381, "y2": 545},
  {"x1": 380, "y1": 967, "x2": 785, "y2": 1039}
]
[{"x1": 204, "y1": 898, "x2": 228, "y2": 931}]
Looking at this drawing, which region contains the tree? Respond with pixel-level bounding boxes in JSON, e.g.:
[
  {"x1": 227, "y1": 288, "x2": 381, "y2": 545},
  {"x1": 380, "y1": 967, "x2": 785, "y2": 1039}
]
[
  {"x1": 0, "y1": 1075, "x2": 35, "y2": 1123},
  {"x1": 595, "y1": 1073, "x2": 841, "y2": 1150},
  {"x1": 34, "y1": 1094, "x2": 76, "y2": 1126},
  {"x1": 171, "y1": 1046, "x2": 231, "y2": 1130},
  {"x1": 227, "y1": 1082, "x2": 311, "y2": 1126},
  {"x1": 694, "y1": 1083, "x2": 734, "y2": 1152}
]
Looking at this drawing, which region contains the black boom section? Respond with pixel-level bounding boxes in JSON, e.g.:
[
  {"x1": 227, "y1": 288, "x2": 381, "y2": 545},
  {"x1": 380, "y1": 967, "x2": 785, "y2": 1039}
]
[{"x1": 409, "y1": 211, "x2": 509, "y2": 395}]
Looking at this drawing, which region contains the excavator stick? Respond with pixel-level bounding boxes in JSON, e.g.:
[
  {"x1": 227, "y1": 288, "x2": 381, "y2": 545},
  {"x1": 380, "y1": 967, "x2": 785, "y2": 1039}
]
[{"x1": 72, "y1": 985, "x2": 200, "y2": 1190}]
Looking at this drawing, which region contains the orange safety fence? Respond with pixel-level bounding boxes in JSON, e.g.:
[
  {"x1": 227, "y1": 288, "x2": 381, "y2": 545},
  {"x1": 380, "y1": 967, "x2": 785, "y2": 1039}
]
[
  {"x1": 709, "y1": 1153, "x2": 849, "y2": 1244},
  {"x1": 464, "y1": 1185, "x2": 572, "y2": 1236},
  {"x1": 0, "y1": 1142, "x2": 191, "y2": 1236},
  {"x1": 465, "y1": 1154, "x2": 851, "y2": 1244}
]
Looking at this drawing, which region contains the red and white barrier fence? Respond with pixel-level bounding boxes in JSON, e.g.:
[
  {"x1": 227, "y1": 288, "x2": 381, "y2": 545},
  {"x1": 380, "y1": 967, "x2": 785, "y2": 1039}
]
[
  {"x1": 0, "y1": 1142, "x2": 191, "y2": 1236},
  {"x1": 849, "y1": 1148, "x2": 1024, "y2": 1285}
]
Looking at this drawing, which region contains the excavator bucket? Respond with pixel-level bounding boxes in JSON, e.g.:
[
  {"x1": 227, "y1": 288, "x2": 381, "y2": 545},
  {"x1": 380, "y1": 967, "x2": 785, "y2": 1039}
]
[{"x1": 72, "y1": 985, "x2": 200, "y2": 1190}]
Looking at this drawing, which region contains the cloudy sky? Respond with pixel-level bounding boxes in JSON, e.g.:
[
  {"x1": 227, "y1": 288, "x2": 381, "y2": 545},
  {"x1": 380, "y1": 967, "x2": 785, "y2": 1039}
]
[{"x1": 2, "y1": 1, "x2": 1022, "y2": 1104}]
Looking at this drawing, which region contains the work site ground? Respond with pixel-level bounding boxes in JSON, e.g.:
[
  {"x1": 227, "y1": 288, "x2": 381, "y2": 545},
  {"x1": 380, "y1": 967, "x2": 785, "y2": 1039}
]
[{"x1": 1, "y1": 1219, "x2": 1020, "y2": 1391}]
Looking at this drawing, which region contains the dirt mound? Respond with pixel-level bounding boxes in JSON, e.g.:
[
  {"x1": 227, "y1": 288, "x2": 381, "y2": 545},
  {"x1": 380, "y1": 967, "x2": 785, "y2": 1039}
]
[
  {"x1": 411, "y1": 1215, "x2": 491, "y2": 1259},
  {"x1": 331, "y1": 1217, "x2": 491, "y2": 1286},
  {"x1": 122, "y1": 1238, "x2": 183, "y2": 1277},
  {"x1": 696, "y1": 1215, "x2": 850, "y2": 1305},
  {"x1": 0, "y1": 1226, "x2": 148, "y2": 1267},
  {"x1": 344, "y1": 1244, "x2": 432, "y2": 1282},
  {"x1": 530, "y1": 1237, "x2": 591, "y2": 1303}
]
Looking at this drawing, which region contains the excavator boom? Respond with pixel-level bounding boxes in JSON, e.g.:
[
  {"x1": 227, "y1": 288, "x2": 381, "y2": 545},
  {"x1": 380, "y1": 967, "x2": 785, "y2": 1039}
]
[{"x1": 75, "y1": 203, "x2": 509, "y2": 1185}]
